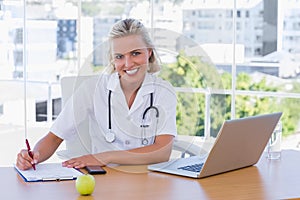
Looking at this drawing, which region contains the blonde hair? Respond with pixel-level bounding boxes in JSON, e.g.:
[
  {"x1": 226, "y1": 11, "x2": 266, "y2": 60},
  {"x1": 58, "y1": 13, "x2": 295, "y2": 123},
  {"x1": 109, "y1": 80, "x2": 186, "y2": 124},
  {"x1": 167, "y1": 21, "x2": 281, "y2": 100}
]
[{"x1": 106, "y1": 18, "x2": 160, "y2": 73}]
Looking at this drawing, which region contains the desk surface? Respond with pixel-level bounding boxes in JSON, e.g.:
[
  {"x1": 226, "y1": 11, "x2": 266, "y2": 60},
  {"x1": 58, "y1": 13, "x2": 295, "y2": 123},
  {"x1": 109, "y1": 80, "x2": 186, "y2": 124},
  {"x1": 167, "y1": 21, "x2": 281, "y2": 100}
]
[{"x1": 2, "y1": 150, "x2": 300, "y2": 200}]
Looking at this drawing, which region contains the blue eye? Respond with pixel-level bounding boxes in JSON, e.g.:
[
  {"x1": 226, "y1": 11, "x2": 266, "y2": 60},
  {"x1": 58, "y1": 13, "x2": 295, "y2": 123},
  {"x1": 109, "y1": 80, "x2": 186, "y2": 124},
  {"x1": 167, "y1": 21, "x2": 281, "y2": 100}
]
[
  {"x1": 132, "y1": 51, "x2": 141, "y2": 56},
  {"x1": 115, "y1": 54, "x2": 123, "y2": 59}
]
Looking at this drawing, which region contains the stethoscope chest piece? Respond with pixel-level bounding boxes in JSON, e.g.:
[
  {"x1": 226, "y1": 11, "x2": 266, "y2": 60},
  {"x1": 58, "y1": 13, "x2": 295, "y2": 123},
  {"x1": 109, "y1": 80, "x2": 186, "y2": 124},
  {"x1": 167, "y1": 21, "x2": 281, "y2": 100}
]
[
  {"x1": 106, "y1": 130, "x2": 116, "y2": 143},
  {"x1": 142, "y1": 138, "x2": 149, "y2": 145}
]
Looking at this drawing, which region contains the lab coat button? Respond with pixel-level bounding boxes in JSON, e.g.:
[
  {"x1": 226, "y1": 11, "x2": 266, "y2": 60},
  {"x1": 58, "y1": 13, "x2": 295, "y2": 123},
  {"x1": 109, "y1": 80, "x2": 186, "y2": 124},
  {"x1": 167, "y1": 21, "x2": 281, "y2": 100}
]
[
  {"x1": 125, "y1": 140, "x2": 130, "y2": 145},
  {"x1": 93, "y1": 146, "x2": 98, "y2": 152}
]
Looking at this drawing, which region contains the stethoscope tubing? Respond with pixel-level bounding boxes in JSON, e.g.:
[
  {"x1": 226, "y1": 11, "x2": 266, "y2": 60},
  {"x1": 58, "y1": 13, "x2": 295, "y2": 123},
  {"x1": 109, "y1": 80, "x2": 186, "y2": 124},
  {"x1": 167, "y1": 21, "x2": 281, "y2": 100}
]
[{"x1": 107, "y1": 90, "x2": 159, "y2": 144}]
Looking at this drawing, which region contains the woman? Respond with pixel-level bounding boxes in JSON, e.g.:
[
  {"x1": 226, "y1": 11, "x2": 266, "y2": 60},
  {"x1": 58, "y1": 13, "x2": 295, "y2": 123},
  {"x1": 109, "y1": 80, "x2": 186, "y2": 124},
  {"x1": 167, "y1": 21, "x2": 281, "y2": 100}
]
[{"x1": 16, "y1": 18, "x2": 177, "y2": 170}]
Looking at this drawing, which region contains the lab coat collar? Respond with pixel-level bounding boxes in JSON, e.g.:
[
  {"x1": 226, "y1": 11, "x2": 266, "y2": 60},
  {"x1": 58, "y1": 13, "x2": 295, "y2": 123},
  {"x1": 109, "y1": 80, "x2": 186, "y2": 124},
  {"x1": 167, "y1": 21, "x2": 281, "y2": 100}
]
[
  {"x1": 106, "y1": 72, "x2": 155, "y2": 95},
  {"x1": 107, "y1": 72, "x2": 120, "y2": 92},
  {"x1": 130, "y1": 73, "x2": 156, "y2": 114},
  {"x1": 139, "y1": 73, "x2": 156, "y2": 96},
  {"x1": 106, "y1": 73, "x2": 156, "y2": 114}
]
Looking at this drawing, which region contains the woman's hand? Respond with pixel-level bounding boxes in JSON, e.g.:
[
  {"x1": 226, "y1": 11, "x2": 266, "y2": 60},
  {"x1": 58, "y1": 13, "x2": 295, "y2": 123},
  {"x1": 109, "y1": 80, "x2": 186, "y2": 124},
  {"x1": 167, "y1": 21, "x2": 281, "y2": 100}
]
[
  {"x1": 62, "y1": 135, "x2": 173, "y2": 168},
  {"x1": 16, "y1": 149, "x2": 39, "y2": 170},
  {"x1": 62, "y1": 154, "x2": 107, "y2": 169}
]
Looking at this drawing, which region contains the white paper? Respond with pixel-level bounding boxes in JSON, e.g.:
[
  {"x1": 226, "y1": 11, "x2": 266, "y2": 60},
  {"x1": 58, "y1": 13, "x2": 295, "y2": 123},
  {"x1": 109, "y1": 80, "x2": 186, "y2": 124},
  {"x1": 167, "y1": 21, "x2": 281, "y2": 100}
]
[{"x1": 15, "y1": 163, "x2": 83, "y2": 182}]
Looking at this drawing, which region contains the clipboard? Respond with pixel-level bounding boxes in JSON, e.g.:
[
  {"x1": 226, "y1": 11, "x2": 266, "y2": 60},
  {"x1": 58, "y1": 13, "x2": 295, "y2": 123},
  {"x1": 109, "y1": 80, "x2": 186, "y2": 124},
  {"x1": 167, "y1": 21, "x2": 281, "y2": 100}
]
[{"x1": 14, "y1": 163, "x2": 83, "y2": 182}]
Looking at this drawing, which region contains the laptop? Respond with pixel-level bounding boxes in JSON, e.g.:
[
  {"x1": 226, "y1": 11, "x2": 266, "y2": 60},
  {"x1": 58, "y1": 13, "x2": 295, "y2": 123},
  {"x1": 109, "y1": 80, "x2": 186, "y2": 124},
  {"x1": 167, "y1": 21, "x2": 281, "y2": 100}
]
[{"x1": 148, "y1": 112, "x2": 282, "y2": 178}]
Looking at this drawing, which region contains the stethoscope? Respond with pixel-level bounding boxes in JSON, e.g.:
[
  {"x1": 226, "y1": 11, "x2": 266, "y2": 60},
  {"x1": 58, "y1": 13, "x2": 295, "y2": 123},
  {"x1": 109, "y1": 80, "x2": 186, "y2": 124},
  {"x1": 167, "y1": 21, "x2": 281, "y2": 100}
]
[{"x1": 106, "y1": 90, "x2": 159, "y2": 145}]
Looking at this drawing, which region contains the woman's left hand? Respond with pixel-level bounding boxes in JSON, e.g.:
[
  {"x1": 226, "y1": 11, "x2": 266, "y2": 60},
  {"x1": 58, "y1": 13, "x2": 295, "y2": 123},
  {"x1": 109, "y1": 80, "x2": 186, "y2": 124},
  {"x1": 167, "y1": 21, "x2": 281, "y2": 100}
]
[{"x1": 62, "y1": 154, "x2": 106, "y2": 169}]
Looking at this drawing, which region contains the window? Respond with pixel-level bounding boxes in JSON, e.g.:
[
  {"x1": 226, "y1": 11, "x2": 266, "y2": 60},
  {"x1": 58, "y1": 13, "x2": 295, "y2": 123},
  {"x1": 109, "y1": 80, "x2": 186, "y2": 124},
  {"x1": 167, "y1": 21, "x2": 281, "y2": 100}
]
[
  {"x1": 14, "y1": 28, "x2": 23, "y2": 44},
  {"x1": 237, "y1": 10, "x2": 241, "y2": 18},
  {"x1": 246, "y1": 10, "x2": 249, "y2": 18}
]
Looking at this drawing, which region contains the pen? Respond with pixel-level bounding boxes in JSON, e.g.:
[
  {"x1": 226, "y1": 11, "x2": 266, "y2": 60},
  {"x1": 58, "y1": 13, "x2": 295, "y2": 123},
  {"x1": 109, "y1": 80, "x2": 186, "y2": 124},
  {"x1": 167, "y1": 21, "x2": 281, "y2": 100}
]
[{"x1": 25, "y1": 139, "x2": 36, "y2": 170}]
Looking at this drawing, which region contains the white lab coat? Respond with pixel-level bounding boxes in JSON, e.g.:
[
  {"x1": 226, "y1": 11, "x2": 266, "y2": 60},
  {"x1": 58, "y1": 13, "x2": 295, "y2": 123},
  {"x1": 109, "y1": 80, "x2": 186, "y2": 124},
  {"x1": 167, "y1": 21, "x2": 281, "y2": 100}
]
[{"x1": 50, "y1": 72, "x2": 177, "y2": 154}]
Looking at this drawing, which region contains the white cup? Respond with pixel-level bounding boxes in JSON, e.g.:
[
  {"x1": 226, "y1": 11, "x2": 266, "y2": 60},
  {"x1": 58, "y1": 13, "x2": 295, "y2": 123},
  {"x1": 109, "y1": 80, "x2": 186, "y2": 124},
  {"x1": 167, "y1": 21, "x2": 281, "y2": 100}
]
[{"x1": 266, "y1": 121, "x2": 282, "y2": 160}]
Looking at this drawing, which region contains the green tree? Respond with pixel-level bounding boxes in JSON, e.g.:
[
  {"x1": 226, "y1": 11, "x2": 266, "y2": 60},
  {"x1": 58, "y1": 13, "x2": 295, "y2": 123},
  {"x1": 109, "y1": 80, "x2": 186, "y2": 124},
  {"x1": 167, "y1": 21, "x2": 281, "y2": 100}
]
[
  {"x1": 160, "y1": 52, "x2": 300, "y2": 138},
  {"x1": 160, "y1": 51, "x2": 226, "y2": 137},
  {"x1": 222, "y1": 72, "x2": 300, "y2": 137}
]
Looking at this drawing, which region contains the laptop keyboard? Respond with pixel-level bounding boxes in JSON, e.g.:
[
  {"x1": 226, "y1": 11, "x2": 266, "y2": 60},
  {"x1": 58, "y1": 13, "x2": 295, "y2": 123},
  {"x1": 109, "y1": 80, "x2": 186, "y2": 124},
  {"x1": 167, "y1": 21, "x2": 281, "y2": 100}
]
[{"x1": 178, "y1": 163, "x2": 204, "y2": 173}]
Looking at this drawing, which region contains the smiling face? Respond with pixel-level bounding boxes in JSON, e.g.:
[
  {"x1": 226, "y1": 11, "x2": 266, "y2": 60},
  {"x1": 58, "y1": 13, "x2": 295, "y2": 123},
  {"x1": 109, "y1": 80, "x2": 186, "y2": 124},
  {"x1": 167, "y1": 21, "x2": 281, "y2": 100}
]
[{"x1": 111, "y1": 34, "x2": 152, "y2": 88}]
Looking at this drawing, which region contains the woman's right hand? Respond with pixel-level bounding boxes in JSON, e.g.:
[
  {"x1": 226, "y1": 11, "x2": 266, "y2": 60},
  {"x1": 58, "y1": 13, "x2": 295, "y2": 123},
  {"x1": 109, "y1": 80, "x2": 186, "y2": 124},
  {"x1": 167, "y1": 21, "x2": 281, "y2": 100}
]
[{"x1": 16, "y1": 149, "x2": 39, "y2": 170}]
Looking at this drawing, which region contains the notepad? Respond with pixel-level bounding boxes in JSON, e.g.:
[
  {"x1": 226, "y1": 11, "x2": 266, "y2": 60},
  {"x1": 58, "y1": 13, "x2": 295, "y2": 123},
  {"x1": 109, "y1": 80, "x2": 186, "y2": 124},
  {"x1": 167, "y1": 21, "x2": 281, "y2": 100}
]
[{"x1": 14, "y1": 163, "x2": 83, "y2": 182}]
